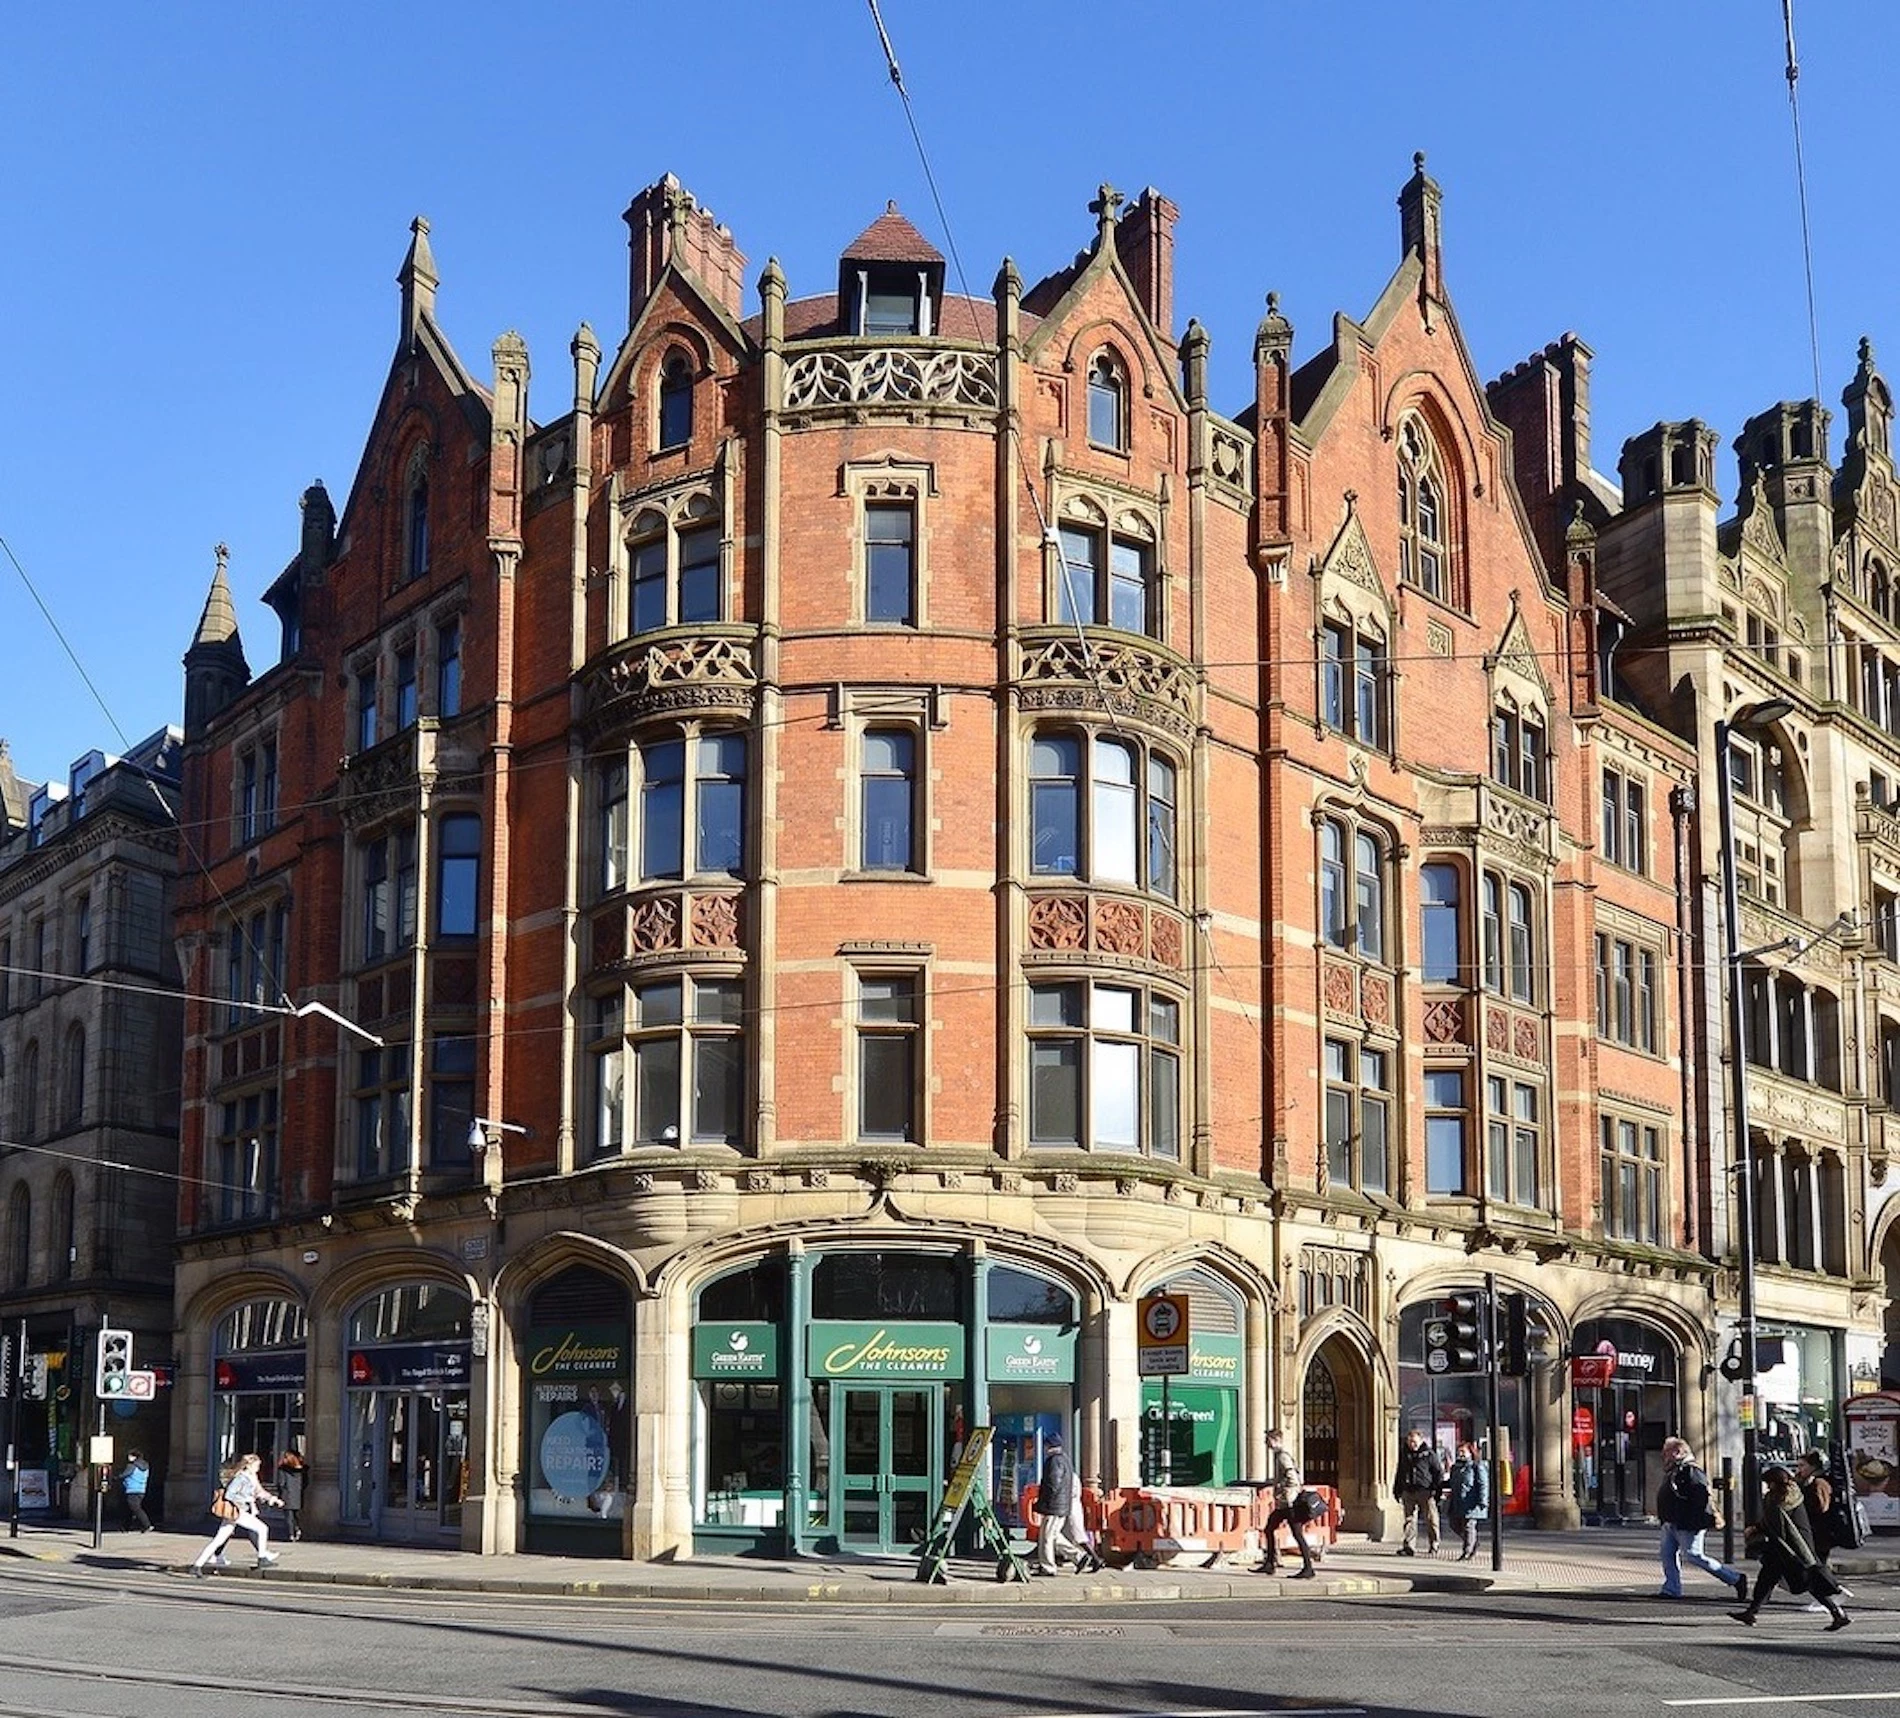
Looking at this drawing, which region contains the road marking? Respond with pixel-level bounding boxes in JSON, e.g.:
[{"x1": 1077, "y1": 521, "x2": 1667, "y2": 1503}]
[
  {"x1": 993, "y1": 1711, "x2": 1367, "y2": 1718},
  {"x1": 1666, "y1": 1695, "x2": 1900, "y2": 1708},
  {"x1": 937, "y1": 1622, "x2": 1172, "y2": 1639}
]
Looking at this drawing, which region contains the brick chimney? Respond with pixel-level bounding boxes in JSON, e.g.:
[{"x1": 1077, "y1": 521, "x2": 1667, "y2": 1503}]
[
  {"x1": 1116, "y1": 187, "x2": 1179, "y2": 338},
  {"x1": 623, "y1": 173, "x2": 748, "y2": 328},
  {"x1": 1487, "y1": 333, "x2": 1594, "y2": 582}
]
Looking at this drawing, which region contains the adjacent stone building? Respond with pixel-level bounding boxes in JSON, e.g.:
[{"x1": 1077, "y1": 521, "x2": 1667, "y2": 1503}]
[{"x1": 0, "y1": 728, "x2": 182, "y2": 1519}]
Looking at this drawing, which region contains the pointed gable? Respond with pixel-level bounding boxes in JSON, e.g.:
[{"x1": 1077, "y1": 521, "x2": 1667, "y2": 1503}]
[
  {"x1": 1488, "y1": 599, "x2": 1550, "y2": 707},
  {"x1": 841, "y1": 202, "x2": 942, "y2": 267}
]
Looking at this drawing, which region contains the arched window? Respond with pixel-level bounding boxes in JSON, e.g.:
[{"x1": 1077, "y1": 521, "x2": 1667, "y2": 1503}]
[
  {"x1": 1086, "y1": 353, "x2": 1126, "y2": 450},
  {"x1": 1029, "y1": 728, "x2": 1178, "y2": 899},
  {"x1": 5, "y1": 1184, "x2": 27, "y2": 1288},
  {"x1": 626, "y1": 500, "x2": 722, "y2": 636},
  {"x1": 1871, "y1": 559, "x2": 1893, "y2": 622},
  {"x1": 1319, "y1": 815, "x2": 1390, "y2": 961},
  {"x1": 62, "y1": 1023, "x2": 84, "y2": 1129},
  {"x1": 403, "y1": 456, "x2": 430, "y2": 583},
  {"x1": 51, "y1": 1172, "x2": 73, "y2": 1280},
  {"x1": 658, "y1": 350, "x2": 693, "y2": 450},
  {"x1": 18, "y1": 1041, "x2": 37, "y2": 1142},
  {"x1": 1397, "y1": 416, "x2": 1448, "y2": 601}
]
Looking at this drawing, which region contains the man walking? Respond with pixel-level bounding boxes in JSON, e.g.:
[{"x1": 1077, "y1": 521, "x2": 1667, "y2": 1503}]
[
  {"x1": 1033, "y1": 1434, "x2": 1098, "y2": 1575},
  {"x1": 1260, "y1": 1428, "x2": 1317, "y2": 1578},
  {"x1": 1395, "y1": 1428, "x2": 1444, "y2": 1556},
  {"x1": 120, "y1": 1449, "x2": 153, "y2": 1533},
  {"x1": 1657, "y1": 1436, "x2": 1746, "y2": 1603}
]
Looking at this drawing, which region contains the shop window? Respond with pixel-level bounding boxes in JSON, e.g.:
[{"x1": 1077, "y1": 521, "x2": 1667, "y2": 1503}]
[
  {"x1": 988, "y1": 1265, "x2": 1077, "y2": 1325},
  {"x1": 1055, "y1": 517, "x2": 1157, "y2": 637},
  {"x1": 1599, "y1": 1114, "x2": 1662, "y2": 1244},
  {"x1": 428, "y1": 1035, "x2": 476, "y2": 1166},
  {"x1": 1323, "y1": 1038, "x2": 1390, "y2": 1194},
  {"x1": 626, "y1": 504, "x2": 722, "y2": 636},
  {"x1": 860, "y1": 728, "x2": 918, "y2": 872},
  {"x1": 347, "y1": 1283, "x2": 468, "y2": 1345},
  {"x1": 856, "y1": 970, "x2": 921, "y2": 1143},
  {"x1": 1320, "y1": 617, "x2": 1391, "y2": 747},
  {"x1": 697, "y1": 1257, "x2": 787, "y2": 1324},
  {"x1": 1027, "y1": 979, "x2": 1181, "y2": 1157},
  {"x1": 657, "y1": 349, "x2": 694, "y2": 451},
  {"x1": 434, "y1": 813, "x2": 481, "y2": 939},
  {"x1": 1087, "y1": 353, "x2": 1126, "y2": 451},
  {"x1": 811, "y1": 1252, "x2": 961, "y2": 1321},
  {"x1": 1425, "y1": 1068, "x2": 1468, "y2": 1195},
  {"x1": 1485, "y1": 1076, "x2": 1541, "y2": 1208},
  {"x1": 1029, "y1": 729, "x2": 1178, "y2": 900},
  {"x1": 214, "y1": 1088, "x2": 280, "y2": 1224},
  {"x1": 352, "y1": 1043, "x2": 414, "y2": 1179}
]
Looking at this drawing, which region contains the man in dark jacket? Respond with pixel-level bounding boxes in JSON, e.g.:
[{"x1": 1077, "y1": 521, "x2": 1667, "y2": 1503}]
[
  {"x1": 1395, "y1": 1429, "x2": 1444, "y2": 1556},
  {"x1": 1033, "y1": 1434, "x2": 1096, "y2": 1575},
  {"x1": 1657, "y1": 1436, "x2": 1746, "y2": 1602}
]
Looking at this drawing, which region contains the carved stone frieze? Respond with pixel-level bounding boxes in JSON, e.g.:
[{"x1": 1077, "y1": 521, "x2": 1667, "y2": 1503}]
[
  {"x1": 1151, "y1": 913, "x2": 1184, "y2": 968},
  {"x1": 582, "y1": 632, "x2": 758, "y2": 732},
  {"x1": 1093, "y1": 899, "x2": 1143, "y2": 956},
  {"x1": 1028, "y1": 895, "x2": 1088, "y2": 951},
  {"x1": 1016, "y1": 633, "x2": 1197, "y2": 739},
  {"x1": 630, "y1": 895, "x2": 681, "y2": 954},
  {"x1": 1362, "y1": 973, "x2": 1392, "y2": 1028},
  {"x1": 691, "y1": 893, "x2": 742, "y2": 949},
  {"x1": 1206, "y1": 422, "x2": 1253, "y2": 498},
  {"x1": 781, "y1": 344, "x2": 999, "y2": 415},
  {"x1": 340, "y1": 734, "x2": 423, "y2": 826},
  {"x1": 1322, "y1": 959, "x2": 1355, "y2": 1016}
]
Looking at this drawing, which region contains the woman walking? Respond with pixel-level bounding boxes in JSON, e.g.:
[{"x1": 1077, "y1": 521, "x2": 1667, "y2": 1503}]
[
  {"x1": 1732, "y1": 1463, "x2": 1849, "y2": 1631},
  {"x1": 1795, "y1": 1450, "x2": 1850, "y2": 1611},
  {"x1": 190, "y1": 1453, "x2": 284, "y2": 1576},
  {"x1": 1447, "y1": 1440, "x2": 1490, "y2": 1561}
]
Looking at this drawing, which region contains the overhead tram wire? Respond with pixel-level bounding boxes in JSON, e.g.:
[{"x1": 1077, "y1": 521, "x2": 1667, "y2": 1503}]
[
  {"x1": 862, "y1": 0, "x2": 1126, "y2": 733},
  {"x1": 1781, "y1": 0, "x2": 1826, "y2": 411}
]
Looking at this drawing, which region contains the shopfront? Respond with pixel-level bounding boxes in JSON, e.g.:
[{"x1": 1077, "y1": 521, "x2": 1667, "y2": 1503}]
[
  {"x1": 340, "y1": 1282, "x2": 471, "y2": 1543},
  {"x1": 1570, "y1": 1316, "x2": 1681, "y2": 1524},
  {"x1": 1400, "y1": 1292, "x2": 1531, "y2": 1515},
  {"x1": 689, "y1": 1246, "x2": 1080, "y2": 1557},
  {"x1": 522, "y1": 1264, "x2": 632, "y2": 1555},
  {"x1": 1755, "y1": 1322, "x2": 1843, "y2": 1466},
  {"x1": 1138, "y1": 1267, "x2": 1244, "y2": 1486},
  {"x1": 212, "y1": 1295, "x2": 307, "y2": 1480}
]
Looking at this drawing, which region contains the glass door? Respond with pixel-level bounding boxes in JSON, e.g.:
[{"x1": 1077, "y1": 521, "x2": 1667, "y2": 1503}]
[{"x1": 835, "y1": 1385, "x2": 940, "y2": 1553}]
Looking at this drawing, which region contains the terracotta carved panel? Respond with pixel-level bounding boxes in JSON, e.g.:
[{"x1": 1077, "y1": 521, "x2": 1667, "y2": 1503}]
[
  {"x1": 1361, "y1": 973, "x2": 1392, "y2": 1027},
  {"x1": 1486, "y1": 1006, "x2": 1509, "y2": 1052},
  {"x1": 1424, "y1": 997, "x2": 1464, "y2": 1046},
  {"x1": 593, "y1": 908, "x2": 625, "y2": 968},
  {"x1": 1513, "y1": 1015, "x2": 1541, "y2": 1061},
  {"x1": 691, "y1": 893, "x2": 741, "y2": 949},
  {"x1": 1093, "y1": 898, "x2": 1144, "y2": 956},
  {"x1": 1151, "y1": 913, "x2": 1183, "y2": 968},
  {"x1": 1028, "y1": 895, "x2": 1088, "y2": 951},
  {"x1": 631, "y1": 895, "x2": 682, "y2": 954},
  {"x1": 1322, "y1": 959, "x2": 1356, "y2": 1015}
]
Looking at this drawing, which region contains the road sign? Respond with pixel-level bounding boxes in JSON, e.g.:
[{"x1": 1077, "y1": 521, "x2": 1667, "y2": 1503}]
[
  {"x1": 1137, "y1": 1293, "x2": 1190, "y2": 1377},
  {"x1": 125, "y1": 1370, "x2": 156, "y2": 1400}
]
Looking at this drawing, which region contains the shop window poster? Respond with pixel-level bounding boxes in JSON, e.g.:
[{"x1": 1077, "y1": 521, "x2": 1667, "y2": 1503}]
[{"x1": 526, "y1": 1324, "x2": 630, "y2": 1521}]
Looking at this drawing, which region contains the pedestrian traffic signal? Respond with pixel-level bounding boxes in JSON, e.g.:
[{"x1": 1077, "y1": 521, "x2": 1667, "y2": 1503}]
[
  {"x1": 96, "y1": 1326, "x2": 132, "y2": 1397},
  {"x1": 1498, "y1": 1292, "x2": 1531, "y2": 1377},
  {"x1": 1422, "y1": 1292, "x2": 1487, "y2": 1375}
]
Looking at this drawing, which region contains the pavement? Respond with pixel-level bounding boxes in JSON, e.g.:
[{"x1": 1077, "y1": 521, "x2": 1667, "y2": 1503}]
[{"x1": 6, "y1": 1520, "x2": 1900, "y2": 1603}]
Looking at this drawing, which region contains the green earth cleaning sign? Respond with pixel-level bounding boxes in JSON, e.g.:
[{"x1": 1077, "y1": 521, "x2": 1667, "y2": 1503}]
[
  {"x1": 985, "y1": 1325, "x2": 1077, "y2": 1383},
  {"x1": 692, "y1": 1323, "x2": 779, "y2": 1378},
  {"x1": 808, "y1": 1321, "x2": 966, "y2": 1379}
]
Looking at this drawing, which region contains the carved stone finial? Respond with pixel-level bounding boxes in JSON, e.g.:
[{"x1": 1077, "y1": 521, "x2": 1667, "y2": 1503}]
[
  {"x1": 1861, "y1": 335, "x2": 1876, "y2": 367},
  {"x1": 1343, "y1": 489, "x2": 1359, "y2": 512},
  {"x1": 215, "y1": 542, "x2": 229, "y2": 575},
  {"x1": 1267, "y1": 290, "x2": 1280, "y2": 316},
  {"x1": 1413, "y1": 150, "x2": 1427, "y2": 174},
  {"x1": 1089, "y1": 182, "x2": 1124, "y2": 232}
]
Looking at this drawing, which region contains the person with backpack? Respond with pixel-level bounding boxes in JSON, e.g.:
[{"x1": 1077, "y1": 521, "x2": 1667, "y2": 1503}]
[
  {"x1": 1657, "y1": 1436, "x2": 1747, "y2": 1602},
  {"x1": 119, "y1": 1449, "x2": 153, "y2": 1533},
  {"x1": 1733, "y1": 1463, "x2": 1849, "y2": 1630},
  {"x1": 1795, "y1": 1450, "x2": 1852, "y2": 1609},
  {"x1": 1394, "y1": 1428, "x2": 1445, "y2": 1556}
]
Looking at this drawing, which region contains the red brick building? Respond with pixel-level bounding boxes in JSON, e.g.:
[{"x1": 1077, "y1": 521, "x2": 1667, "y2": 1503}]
[{"x1": 170, "y1": 162, "x2": 1712, "y2": 1559}]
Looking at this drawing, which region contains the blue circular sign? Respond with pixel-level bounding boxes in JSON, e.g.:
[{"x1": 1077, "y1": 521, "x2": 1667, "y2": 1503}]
[{"x1": 538, "y1": 1409, "x2": 609, "y2": 1499}]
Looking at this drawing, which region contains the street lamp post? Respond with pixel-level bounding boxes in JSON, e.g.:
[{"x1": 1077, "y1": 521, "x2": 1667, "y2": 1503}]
[{"x1": 1713, "y1": 698, "x2": 1793, "y2": 1526}]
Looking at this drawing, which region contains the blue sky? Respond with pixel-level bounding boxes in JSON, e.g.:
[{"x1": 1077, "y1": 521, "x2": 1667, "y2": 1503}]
[{"x1": 3, "y1": 1, "x2": 1891, "y2": 784}]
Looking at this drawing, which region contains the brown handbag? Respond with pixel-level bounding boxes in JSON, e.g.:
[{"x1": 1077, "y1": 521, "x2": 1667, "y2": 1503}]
[{"x1": 211, "y1": 1495, "x2": 240, "y2": 1522}]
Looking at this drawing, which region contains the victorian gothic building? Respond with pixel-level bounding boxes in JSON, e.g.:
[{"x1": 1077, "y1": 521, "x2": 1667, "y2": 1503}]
[{"x1": 153, "y1": 158, "x2": 1894, "y2": 1557}]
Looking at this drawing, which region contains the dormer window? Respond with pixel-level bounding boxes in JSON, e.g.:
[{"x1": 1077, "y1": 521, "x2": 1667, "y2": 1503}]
[
  {"x1": 856, "y1": 268, "x2": 930, "y2": 338},
  {"x1": 657, "y1": 350, "x2": 693, "y2": 450}
]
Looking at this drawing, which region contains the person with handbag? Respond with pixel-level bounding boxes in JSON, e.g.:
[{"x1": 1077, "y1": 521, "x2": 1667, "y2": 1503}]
[
  {"x1": 1447, "y1": 1440, "x2": 1490, "y2": 1561},
  {"x1": 1260, "y1": 1427, "x2": 1317, "y2": 1579},
  {"x1": 190, "y1": 1453, "x2": 285, "y2": 1577},
  {"x1": 1732, "y1": 1463, "x2": 1849, "y2": 1631},
  {"x1": 1656, "y1": 1436, "x2": 1747, "y2": 1602}
]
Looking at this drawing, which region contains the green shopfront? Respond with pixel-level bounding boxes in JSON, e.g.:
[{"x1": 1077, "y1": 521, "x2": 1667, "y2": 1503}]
[
  {"x1": 1138, "y1": 1267, "x2": 1245, "y2": 1485},
  {"x1": 690, "y1": 1247, "x2": 1080, "y2": 1555}
]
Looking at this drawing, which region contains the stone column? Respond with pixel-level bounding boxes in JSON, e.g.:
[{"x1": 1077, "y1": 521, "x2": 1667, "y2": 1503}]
[{"x1": 1530, "y1": 1351, "x2": 1579, "y2": 1528}]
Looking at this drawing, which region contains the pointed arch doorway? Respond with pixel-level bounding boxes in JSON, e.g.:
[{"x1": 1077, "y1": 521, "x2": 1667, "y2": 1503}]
[{"x1": 1303, "y1": 1334, "x2": 1373, "y2": 1526}]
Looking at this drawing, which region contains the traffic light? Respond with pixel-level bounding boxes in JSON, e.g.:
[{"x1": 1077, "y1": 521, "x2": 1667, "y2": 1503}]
[
  {"x1": 96, "y1": 1326, "x2": 132, "y2": 1397},
  {"x1": 1422, "y1": 1291, "x2": 1487, "y2": 1375},
  {"x1": 1498, "y1": 1292, "x2": 1531, "y2": 1377}
]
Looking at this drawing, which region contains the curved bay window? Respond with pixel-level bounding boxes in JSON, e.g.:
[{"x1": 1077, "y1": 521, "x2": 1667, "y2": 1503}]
[
  {"x1": 1029, "y1": 729, "x2": 1177, "y2": 899},
  {"x1": 595, "y1": 729, "x2": 747, "y2": 892},
  {"x1": 1027, "y1": 978, "x2": 1181, "y2": 1158},
  {"x1": 589, "y1": 972, "x2": 745, "y2": 1153},
  {"x1": 625, "y1": 496, "x2": 722, "y2": 637}
]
